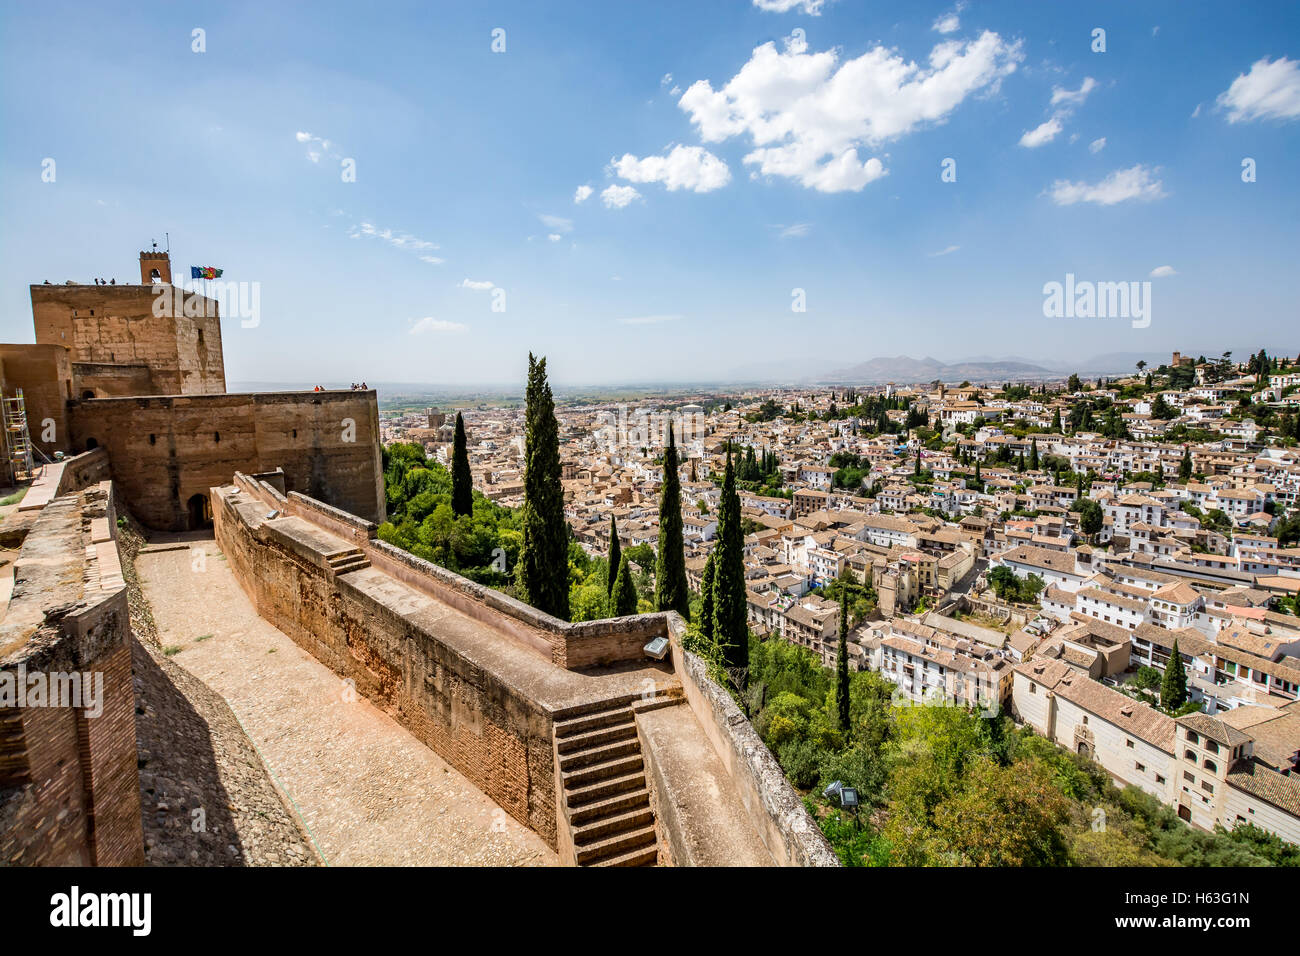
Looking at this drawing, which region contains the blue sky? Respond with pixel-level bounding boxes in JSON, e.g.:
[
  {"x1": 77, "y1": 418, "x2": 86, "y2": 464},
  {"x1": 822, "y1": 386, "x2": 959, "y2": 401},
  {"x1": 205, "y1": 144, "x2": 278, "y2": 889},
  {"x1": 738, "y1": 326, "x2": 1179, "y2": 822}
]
[{"x1": 2, "y1": 0, "x2": 1298, "y2": 386}]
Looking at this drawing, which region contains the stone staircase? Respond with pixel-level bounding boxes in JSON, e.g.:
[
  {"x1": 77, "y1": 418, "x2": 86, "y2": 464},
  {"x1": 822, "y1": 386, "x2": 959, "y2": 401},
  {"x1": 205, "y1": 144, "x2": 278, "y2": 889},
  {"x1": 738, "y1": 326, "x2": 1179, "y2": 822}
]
[
  {"x1": 326, "y1": 547, "x2": 370, "y2": 575},
  {"x1": 554, "y1": 695, "x2": 670, "y2": 867}
]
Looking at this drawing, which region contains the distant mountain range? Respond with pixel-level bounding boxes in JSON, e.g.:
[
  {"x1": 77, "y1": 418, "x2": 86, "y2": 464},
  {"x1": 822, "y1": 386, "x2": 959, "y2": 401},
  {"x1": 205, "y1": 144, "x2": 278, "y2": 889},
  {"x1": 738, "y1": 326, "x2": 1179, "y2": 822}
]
[{"x1": 780, "y1": 351, "x2": 1173, "y2": 385}]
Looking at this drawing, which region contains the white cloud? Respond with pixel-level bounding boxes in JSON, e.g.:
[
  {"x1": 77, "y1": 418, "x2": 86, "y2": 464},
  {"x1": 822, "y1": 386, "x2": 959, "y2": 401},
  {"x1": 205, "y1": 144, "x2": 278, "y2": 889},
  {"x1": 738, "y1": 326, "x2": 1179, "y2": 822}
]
[
  {"x1": 601, "y1": 184, "x2": 642, "y2": 208},
  {"x1": 574, "y1": 184, "x2": 593, "y2": 204},
  {"x1": 778, "y1": 222, "x2": 811, "y2": 238},
  {"x1": 678, "y1": 31, "x2": 1021, "y2": 192},
  {"x1": 1049, "y1": 164, "x2": 1167, "y2": 206},
  {"x1": 618, "y1": 314, "x2": 681, "y2": 325},
  {"x1": 932, "y1": 13, "x2": 960, "y2": 34},
  {"x1": 295, "y1": 130, "x2": 341, "y2": 164},
  {"x1": 1020, "y1": 116, "x2": 1063, "y2": 148},
  {"x1": 661, "y1": 73, "x2": 673, "y2": 87},
  {"x1": 1217, "y1": 56, "x2": 1300, "y2": 123},
  {"x1": 1149, "y1": 265, "x2": 1177, "y2": 278},
  {"x1": 410, "y1": 317, "x2": 467, "y2": 335},
  {"x1": 1050, "y1": 76, "x2": 1097, "y2": 108},
  {"x1": 609, "y1": 144, "x2": 731, "y2": 193},
  {"x1": 547, "y1": 233, "x2": 562, "y2": 242},
  {"x1": 752, "y1": 0, "x2": 824, "y2": 14},
  {"x1": 460, "y1": 278, "x2": 495, "y2": 291},
  {"x1": 1020, "y1": 77, "x2": 1096, "y2": 149},
  {"x1": 538, "y1": 213, "x2": 573, "y2": 233},
  {"x1": 929, "y1": 244, "x2": 960, "y2": 257},
  {"x1": 347, "y1": 220, "x2": 441, "y2": 260},
  {"x1": 1089, "y1": 136, "x2": 1107, "y2": 153}
]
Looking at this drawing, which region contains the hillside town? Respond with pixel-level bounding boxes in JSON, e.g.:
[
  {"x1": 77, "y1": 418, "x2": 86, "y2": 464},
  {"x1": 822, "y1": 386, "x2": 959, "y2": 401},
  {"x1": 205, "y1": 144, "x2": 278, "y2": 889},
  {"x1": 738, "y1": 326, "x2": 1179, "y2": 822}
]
[{"x1": 382, "y1": 350, "x2": 1300, "y2": 844}]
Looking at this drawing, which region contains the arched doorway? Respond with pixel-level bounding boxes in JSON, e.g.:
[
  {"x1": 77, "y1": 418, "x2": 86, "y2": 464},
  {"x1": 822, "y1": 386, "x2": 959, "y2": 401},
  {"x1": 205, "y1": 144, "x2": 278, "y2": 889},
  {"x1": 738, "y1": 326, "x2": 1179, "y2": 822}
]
[
  {"x1": 1077, "y1": 741, "x2": 1091, "y2": 758},
  {"x1": 187, "y1": 493, "x2": 212, "y2": 530},
  {"x1": 84, "y1": 437, "x2": 98, "y2": 450}
]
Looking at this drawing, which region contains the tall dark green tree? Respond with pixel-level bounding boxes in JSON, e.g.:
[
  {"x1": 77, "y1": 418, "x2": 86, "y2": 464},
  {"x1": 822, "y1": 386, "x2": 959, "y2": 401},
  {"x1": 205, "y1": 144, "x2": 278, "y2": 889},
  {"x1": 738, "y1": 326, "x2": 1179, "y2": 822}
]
[
  {"x1": 836, "y1": 587, "x2": 850, "y2": 732},
  {"x1": 655, "y1": 424, "x2": 690, "y2": 618},
  {"x1": 1029, "y1": 438, "x2": 1039, "y2": 471},
  {"x1": 712, "y1": 452, "x2": 748, "y2": 685},
  {"x1": 612, "y1": 554, "x2": 638, "y2": 617},
  {"x1": 1179, "y1": 446, "x2": 1193, "y2": 483},
  {"x1": 698, "y1": 551, "x2": 716, "y2": 642},
  {"x1": 451, "y1": 411, "x2": 473, "y2": 517},
  {"x1": 606, "y1": 515, "x2": 621, "y2": 598},
  {"x1": 518, "y1": 353, "x2": 569, "y2": 620},
  {"x1": 1161, "y1": 639, "x2": 1188, "y2": 711}
]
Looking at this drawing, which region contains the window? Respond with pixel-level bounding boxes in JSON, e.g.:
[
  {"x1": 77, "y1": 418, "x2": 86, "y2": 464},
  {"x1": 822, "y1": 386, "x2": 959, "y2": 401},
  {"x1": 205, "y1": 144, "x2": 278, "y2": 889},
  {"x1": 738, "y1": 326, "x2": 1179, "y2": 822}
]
[
  {"x1": 1206, "y1": 740, "x2": 1220, "y2": 754},
  {"x1": 1135, "y1": 762, "x2": 1145, "y2": 772},
  {"x1": 1126, "y1": 739, "x2": 1135, "y2": 749},
  {"x1": 1204, "y1": 759, "x2": 1217, "y2": 774},
  {"x1": 1183, "y1": 771, "x2": 1195, "y2": 783},
  {"x1": 1185, "y1": 750, "x2": 1197, "y2": 761},
  {"x1": 1186, "y1": 730, "x2": 1199, "y2": 744}
]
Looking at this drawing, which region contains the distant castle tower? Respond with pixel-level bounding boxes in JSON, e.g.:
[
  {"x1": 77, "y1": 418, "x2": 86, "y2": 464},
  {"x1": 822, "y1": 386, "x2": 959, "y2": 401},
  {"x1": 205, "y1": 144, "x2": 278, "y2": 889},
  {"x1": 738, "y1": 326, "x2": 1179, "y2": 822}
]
[{"x1": 140, "y1": 248, "x2": 171, "y2": 284}]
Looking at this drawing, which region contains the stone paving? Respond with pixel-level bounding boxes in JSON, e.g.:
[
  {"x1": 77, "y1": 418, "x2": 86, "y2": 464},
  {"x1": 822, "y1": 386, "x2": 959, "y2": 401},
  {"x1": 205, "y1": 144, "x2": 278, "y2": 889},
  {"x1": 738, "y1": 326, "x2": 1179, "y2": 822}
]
[{"x1": 136, "y1": 534, "x2": 556, "y2": 866}]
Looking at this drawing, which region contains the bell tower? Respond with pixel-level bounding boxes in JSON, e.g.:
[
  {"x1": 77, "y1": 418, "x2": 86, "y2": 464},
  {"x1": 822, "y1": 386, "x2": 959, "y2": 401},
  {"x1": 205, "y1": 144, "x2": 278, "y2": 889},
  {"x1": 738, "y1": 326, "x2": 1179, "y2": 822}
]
[{"x1": 140, "y1": 246, "x2": 171, "y2": 284}]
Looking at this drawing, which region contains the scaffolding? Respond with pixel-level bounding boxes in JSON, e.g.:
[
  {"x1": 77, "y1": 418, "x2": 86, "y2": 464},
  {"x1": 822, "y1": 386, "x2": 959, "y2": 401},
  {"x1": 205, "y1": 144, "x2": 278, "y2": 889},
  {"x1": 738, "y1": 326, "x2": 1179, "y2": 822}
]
[{"x1": 4, "y1": 389, "x2": 36, "y2": 484}]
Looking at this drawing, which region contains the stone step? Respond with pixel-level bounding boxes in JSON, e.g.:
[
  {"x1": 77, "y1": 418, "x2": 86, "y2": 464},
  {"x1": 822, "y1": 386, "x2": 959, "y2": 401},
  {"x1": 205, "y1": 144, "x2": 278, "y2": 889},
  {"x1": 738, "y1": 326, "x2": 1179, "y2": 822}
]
[
  {"x1": 562, "y1": 753, "x2": 644, "y2": 790},
  {"x1": 574, "y1": 824, "x2": 657, "y2": 866},
  {"x1": 555, "y1": 720, "x2": 637, "y2": 756},
  {"x1": 551, "y1": 694, "x2": 639, "y2": 722},
  {"x1": 553, "y1": 705, "x2": 635, "y2": 739},
  {"x1": 563, "y1": 770, "x2": 647, "y2": 808},
  {"x1": 330, "y1": 556, "x2": 370, "y2": 574},
  {"x1": 572, "y1": 805, "x2": 654, "y2": 846},
  {"x1": 589, "y1": 843, "x2": 658, "y2": 867},
  {"x1": 568, "y1": 786, "x2": 652, "y2": 826},
  {"x1": 558, "y1": 737, "x2": 641, "y2": 773}
]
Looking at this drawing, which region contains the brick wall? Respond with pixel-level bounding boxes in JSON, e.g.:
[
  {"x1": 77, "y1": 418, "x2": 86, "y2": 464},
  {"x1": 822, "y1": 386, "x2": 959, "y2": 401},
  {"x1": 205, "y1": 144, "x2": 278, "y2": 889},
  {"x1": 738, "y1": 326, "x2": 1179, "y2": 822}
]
[
  {"x1": 0, "y1": 485, "x2": 144, "y2": 867},
  {"x1": 213, "y1": 487, "x2": 558, "y2": 846},
  {"x1": 67, "y1": 391, "x2": 385, "y2": 530}
]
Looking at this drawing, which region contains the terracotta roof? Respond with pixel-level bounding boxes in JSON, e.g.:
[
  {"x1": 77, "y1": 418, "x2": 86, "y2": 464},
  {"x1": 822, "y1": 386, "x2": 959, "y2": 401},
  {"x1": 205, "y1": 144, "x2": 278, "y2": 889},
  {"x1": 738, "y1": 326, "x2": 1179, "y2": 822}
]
[{"x1": 1225, "y1": 761, "x2": 1300, "y2": 818}]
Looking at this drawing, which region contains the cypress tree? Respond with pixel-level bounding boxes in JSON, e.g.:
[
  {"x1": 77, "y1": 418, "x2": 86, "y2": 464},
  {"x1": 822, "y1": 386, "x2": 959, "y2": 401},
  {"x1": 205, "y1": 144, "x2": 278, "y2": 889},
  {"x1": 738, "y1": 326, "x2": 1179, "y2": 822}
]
[
  {"x1": 914, "y1": 448, "x2": 921, "y2": 476},
  {"x1": 655, "y1": 424, "x2": 690, "y2": 618},
  {"x1": 1161, "y1": 639, "x2": 1188, "y2": 711},
  {"x1": 1029, "y1": 437, "x2": 1039, "y2": 471},
  {"x1": 836, "y1": 587, "x2": 850, "y2": 732},
  {"x1": 606, "y1": 515, "x2": 621, "y2": 598},
  {"x1": 612, "y1": 554, "x2": 638, "y2": 617},
  {"x1": 698, "y1": 551, "x2": 716, "y2": 642},
  {"x1": 451, "y1": 411, "x2": 473, "y2": 517},
  {"x1": 712, "y1": 452, "x2": 748, "y2": 684},
  {"x1": 1179, "y1": 446, "x2": 1192, "y2": 483},
  {"x1": 519, "y1": 353, "x2": 569, "y2": 620}
]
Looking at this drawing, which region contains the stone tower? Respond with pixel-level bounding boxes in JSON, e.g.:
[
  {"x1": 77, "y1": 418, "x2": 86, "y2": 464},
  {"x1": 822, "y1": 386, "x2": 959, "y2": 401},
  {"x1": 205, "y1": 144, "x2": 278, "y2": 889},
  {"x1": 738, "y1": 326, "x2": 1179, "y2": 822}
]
[{"x1": 139, "y1": 249, "x2": 171, "y2": 284}]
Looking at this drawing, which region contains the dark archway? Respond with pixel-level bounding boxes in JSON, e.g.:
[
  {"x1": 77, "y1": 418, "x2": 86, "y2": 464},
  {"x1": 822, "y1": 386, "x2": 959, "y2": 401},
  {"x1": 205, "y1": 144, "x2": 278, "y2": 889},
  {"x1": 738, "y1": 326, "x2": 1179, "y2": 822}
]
[
  {"x1": 1077, "y1": 741, "x2": 1091, "y2": 758},
  {"x1": 84, "y1": 437, "x2": 98, "y2": 450},
  {"x1": 187, "y1": 493, "x2": 212, "y2": 530},
  {"x1": 82, "y1": 390, "x2": 95, "y2": 400}
]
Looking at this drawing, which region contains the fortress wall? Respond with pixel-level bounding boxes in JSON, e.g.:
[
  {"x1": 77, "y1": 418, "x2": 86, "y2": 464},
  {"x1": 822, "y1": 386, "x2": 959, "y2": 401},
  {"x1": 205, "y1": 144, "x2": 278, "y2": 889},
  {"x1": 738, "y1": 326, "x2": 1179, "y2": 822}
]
[
  {"x1": 213, "y1": 487, "x2": 559, "y2": 846},
  {"x1": 0, "y1": 344, "x2": 73, "y2": 458},
  {"x1": 0, "y1": 485, "x2": 144, "y2": 866},
  {"x1": 67, "y1": 391, "x2": 385, "y2": 530},
  {"x1": 31, "y1": 284, "x2": 225, "y2": 396},
  {"x1": 232, "y1": 473, "x2": 658, "y2": 670},
  {"x1": 664, "y1": 616, "x2": 840, "y2": 867}
]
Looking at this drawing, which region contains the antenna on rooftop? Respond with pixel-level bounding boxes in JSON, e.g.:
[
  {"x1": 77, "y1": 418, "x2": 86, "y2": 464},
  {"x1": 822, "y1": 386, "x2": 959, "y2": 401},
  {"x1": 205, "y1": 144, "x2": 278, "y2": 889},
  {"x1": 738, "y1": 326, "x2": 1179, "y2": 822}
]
[{"x1": 165, "y1": 232, "x2": 170, "y2": 253}]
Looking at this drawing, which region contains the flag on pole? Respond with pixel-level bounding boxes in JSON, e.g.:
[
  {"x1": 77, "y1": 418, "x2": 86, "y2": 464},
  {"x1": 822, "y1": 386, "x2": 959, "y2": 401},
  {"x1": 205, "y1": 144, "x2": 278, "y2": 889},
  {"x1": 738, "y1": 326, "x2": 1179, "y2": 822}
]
[{"x1": 190, "y1": 266, "x2": 223, "y2": 279}]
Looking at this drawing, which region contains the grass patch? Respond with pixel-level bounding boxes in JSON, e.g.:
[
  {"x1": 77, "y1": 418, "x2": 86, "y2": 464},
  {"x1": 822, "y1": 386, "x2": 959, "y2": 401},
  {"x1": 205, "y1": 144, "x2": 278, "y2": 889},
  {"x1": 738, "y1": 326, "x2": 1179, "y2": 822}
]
[
  {"x1": 162, "y1": 645, "x2": 183, "y2": 656},
  {"x1": 195, "y1": 634, "x2": 214, "y2": 642},
  {"x1": 0, "y1": 488, "x2": 28, "y2": 506}
]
